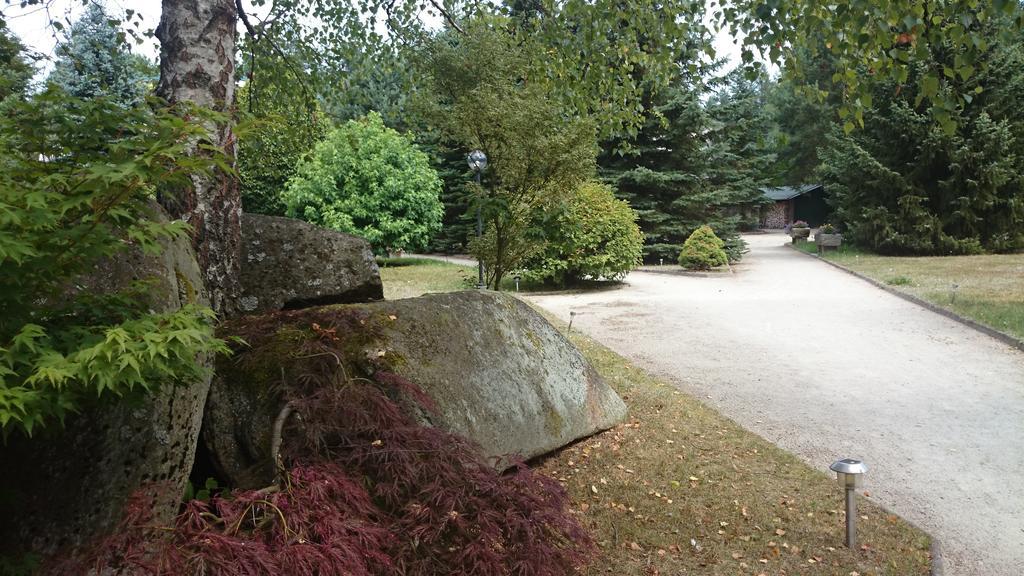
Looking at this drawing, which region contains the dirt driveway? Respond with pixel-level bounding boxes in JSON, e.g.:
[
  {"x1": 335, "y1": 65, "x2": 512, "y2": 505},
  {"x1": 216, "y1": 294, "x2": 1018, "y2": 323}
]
[{"x1": 525, "y1": 233, "x2": 1024, "y2": 576}]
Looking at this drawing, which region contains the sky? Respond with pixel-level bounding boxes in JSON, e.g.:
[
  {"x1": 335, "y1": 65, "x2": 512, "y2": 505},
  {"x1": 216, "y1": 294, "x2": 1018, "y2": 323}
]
[{"x1": 3, "y1": 0, "x2": 754, "y2": 79}]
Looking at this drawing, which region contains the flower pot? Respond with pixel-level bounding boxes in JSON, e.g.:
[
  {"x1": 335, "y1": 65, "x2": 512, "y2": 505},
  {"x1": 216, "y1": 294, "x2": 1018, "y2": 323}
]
[{"x1": 790, "y1": 227, "x2": 810, "y2": 243}]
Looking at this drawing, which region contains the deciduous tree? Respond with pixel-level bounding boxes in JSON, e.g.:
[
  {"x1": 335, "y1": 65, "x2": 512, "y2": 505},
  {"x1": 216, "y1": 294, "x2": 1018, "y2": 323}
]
[{"x1": 416, "y1": 19, "x2": 597, "y2": 289}]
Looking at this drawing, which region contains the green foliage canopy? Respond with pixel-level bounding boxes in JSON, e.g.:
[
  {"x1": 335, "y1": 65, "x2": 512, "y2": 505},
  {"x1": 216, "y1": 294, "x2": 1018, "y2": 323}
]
[
  {"x1": 720, "y1": 0, "x2": 1024, "y2": 133},
  {"x1": 0, "y1": 90, "x2": 228, "y2": 436},
  {"x1": 525, "y1": 182, "x2": 643, "y2": 285},
  {"x1": 283, "y1": 112, "x2": 443, "y2": 253},
  {"x1": 415, "y1": 19, "x2": 598, "y2": 289}
]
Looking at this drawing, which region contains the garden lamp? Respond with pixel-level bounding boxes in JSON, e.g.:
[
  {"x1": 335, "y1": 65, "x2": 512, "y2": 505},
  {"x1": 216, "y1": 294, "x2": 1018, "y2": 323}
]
[
  {"x1": 514, "y1": 273, "x2": 522, "y2": 292},
  {"x1": 467, "y1": 150, "x2": 487, "y2": 289},
  {"x1": 467, "y1": 149, "x2": 487, "y2": 172},
  {"x1": 830, "y1": 458, "x2": 868, "y2": 549}
]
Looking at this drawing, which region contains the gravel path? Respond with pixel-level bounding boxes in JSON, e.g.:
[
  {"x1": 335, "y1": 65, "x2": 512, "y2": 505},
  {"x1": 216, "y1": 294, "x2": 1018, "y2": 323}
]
[{"x1": 525, "y1": 233, "x2": 1024, "y2": 576}]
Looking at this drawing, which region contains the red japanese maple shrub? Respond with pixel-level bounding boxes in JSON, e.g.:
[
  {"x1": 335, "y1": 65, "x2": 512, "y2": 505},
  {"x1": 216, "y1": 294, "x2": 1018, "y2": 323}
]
[{"x1": 59, "y1": 306, "x2": 593, "y2": 575}]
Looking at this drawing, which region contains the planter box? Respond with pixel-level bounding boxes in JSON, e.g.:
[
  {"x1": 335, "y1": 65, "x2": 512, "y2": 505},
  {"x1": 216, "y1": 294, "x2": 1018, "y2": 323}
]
[
  {"x1": 817, "y1": 233, "x2": 842, "y2": 247},
  {"x1": 790, "y1": 227, "x2": 811, "y2": 243}
]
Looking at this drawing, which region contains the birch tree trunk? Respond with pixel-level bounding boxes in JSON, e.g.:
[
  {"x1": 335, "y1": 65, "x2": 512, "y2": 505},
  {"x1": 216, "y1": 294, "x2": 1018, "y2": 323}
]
[{"x1": 156, "y1": 0, "x2": 240, "y2": 315}]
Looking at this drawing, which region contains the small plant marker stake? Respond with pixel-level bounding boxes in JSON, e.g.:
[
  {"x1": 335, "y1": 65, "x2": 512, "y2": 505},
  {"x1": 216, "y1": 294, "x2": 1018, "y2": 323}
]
[
  {"x1": 568, "y1": 311, "x2": 576, "y2": 332},
  {"x1": 830, "y1": 458, "x2": 868, "y2": 549}
]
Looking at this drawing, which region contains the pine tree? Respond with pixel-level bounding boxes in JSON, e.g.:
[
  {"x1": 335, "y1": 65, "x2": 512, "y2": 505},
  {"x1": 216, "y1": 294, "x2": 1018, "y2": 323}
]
[
  {"x1": 764, "y1": 44, "x2": 840, "y2": 185},
  {"x1": 47, "y1": 4, "x2": 153, "y2": 107}
]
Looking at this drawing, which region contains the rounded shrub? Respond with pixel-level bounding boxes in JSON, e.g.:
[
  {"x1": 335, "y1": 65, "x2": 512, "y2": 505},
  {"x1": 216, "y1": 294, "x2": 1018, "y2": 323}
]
[
  {"x1": 526, "y1": 181, "x2": 643, "y2": 285},
  {"x1": 678, "y1": 225, "x2": 729, "y2": 270},
  {"x1": 282, "y1": 112, "x2": 443, "y2": 254}
]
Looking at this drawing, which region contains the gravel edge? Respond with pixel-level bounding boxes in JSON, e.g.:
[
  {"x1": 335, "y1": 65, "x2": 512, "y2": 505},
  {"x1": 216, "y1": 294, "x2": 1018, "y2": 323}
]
[
  {"x1": 931, "y1": 537, "x2": 944, "y2": 576},
  {"x1": 788, "y1": 245, "x2": 1024, "y2": 355}
]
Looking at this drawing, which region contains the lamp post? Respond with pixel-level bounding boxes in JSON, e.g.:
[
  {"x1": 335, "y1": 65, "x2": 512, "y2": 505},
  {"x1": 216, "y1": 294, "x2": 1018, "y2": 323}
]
[
  {"x1": 830, "y1": 458, "x2": 868, "y2": 549},
  {"x1": 467, "y1": 150, "x2": 488, "y2": 289}
]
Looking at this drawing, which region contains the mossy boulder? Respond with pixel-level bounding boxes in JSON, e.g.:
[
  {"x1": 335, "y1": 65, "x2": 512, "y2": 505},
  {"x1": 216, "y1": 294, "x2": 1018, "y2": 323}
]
[
  {"x1": 0, "y1": 205, "x2": 212, "y2": 558},
  {"x1": 206, "y1": 291, "x2": 627, "y2": 487},
  {"x1": 239, "y1": 213, "x2": 383, "y2": 314}
]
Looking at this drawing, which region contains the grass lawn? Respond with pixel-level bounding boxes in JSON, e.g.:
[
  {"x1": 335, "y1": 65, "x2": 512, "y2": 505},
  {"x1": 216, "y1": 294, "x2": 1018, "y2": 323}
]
[
  {"x1": 379, "y1": 260, "x2": 933, "y2": 575},
  {"x1": 377, "y1": 257, "x2": 476, "y2": 299},
  {"x1": 794, "y1": 240, "x2": 1024, "y2": 341},
  {"x1": 378, "y1": 256, "x2": 625, "y2": 296}
]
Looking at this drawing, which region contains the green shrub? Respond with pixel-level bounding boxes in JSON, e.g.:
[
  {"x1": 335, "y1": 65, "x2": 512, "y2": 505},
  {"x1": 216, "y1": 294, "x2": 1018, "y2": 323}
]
[
  {"x1": 525, "y1": 182, "x2": 643, "y2": 285},
  {"x1": 283, "y1": 112, "x2": 443, "y2": 253},
  {"x1": 678, "y1": 225, "x2": 729, "y2": 270}
]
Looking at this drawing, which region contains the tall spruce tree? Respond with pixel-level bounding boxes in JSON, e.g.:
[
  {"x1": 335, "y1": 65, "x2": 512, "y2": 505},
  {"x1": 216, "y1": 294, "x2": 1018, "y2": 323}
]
[
  {"x1": 817, "y1": 19, "x2": 1024, "y2": 255},
  {"x1": 47, "y1": 4, "x2": 153, "y2": 107},
  {"x1": 701, "y1": 69, "x2": 776, "y2": 233},
  {"x1": 765, "y1": 45, "x2": 840, "y2": 185},
  {"x1": 601, "y1": 67, "x2": 774, "y2": 263}
]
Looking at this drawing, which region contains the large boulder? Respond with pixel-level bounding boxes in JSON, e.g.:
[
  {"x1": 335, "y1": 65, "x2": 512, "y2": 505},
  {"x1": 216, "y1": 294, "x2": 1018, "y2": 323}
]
[
  {"x1": 239, "y1": 213, "x2": 383, "y2": 314},
  {"x1": 207, "y1": 291, "x2": 627, "y2": 487},
  {"x1": 0, "y1": 207, "x2": 212, "y2": 558}
]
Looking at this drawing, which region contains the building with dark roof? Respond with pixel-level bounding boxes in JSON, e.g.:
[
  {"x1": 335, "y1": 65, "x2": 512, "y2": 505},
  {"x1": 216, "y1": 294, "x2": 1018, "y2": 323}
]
[{"x1": 758, "y1": 184, "x2": 830, "y2": 228}]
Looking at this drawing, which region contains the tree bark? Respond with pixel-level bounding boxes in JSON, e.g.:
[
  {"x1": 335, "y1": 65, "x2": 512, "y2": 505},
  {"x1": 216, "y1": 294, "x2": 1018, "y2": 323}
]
[{"x1": 156, "y1": 0, "x2": 241, "y2": 315}]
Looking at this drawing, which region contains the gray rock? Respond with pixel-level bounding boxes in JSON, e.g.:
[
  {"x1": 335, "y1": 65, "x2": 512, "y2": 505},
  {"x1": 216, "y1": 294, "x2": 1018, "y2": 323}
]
[
  {"x1": 0, "y1": 205, "x2": 212, "y2": 558},
  {"x1": 239, "y1": 214, "x2": 383, "y2": 313},
  {"x1": 206, "y1": 291, "x2": 627, "y2": 487}
]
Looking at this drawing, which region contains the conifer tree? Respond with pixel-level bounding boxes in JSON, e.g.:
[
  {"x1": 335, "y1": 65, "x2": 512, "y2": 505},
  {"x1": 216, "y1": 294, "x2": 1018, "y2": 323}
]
[
  {"x1": 817, "y1": 20, "x2": 1024, "y2": 255},
  {"x1": 0, "y1": 18, "x2": 33, "y2": 102},
  {"x1": 601, "y1": 67, "x2": 774, "y2": 263},
  {"x1": 47, "y1": 4, "x2": 153, "y2": 106}
]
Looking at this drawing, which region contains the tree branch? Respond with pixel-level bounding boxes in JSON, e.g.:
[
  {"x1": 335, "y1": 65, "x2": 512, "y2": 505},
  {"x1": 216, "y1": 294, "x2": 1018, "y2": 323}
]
[
  {"x1": 235, "y1": 0, "x2": 318, "y2": 117},
  {"x1": 427, "y1": 0, "x2": 465, "y2": 35},
  {"x1": 270, "y1": 400, "x2": 295, "y2": 465},
  {"x1": 235, "y1": 0, "x2": 258, "y2": 38}
]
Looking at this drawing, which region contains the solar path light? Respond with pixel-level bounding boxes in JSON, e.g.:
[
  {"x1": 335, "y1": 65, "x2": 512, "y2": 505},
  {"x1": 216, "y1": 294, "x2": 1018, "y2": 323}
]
[
  {"x1": 467, "y1": 150, "x2": 488, "y2": 289},
  {"x1": 514, "y1": 273, "x2": 521, "y2": 292},
  {"x1": 830, "y1": 458, "x2": 868, "y2": 549}
]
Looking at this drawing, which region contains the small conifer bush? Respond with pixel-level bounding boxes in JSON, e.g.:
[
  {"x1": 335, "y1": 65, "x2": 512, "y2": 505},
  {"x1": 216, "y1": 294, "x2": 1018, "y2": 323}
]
[{"x1": 678, "y1": 225, "x2": 729, "y2": 270}]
